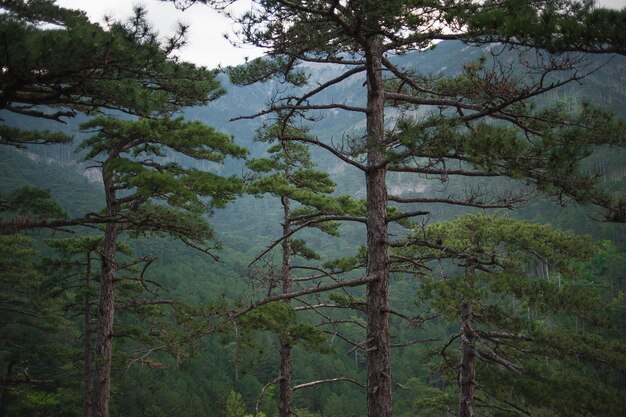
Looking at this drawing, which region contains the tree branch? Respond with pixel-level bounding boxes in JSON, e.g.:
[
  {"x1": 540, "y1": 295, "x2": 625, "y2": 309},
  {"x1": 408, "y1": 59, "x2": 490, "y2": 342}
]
[
  {"x1": 293, "y1": 377, "x2": 365, "y2": 390},
  {"x1": 249, "y1": 215, "x2": 366, "y2": 267},
  {"x1": 228, "y1": 275, "x2": 378, "y2": 322}
]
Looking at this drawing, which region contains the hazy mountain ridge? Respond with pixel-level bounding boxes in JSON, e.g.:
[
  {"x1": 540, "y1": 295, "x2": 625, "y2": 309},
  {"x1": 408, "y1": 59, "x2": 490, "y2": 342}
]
[
  {"x1": 3, "y1": 40, "x2": 625, "y2": 172},
  {"x1": 2, "y1": 40, "x2": 625, "y2": 225}
]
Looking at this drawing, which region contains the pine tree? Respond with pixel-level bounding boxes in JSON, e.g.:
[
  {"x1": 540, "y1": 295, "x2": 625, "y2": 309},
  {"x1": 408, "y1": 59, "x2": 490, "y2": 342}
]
[
  {"x1": 244, "y1": 120, "x2": 362, "y2": 417},
  {"x1": 0, "y1": 234, "x2": 80, "y2": 417},
  {"x1": 395, "y1": 213, "x2": 625, "y2": 417},
  {"x1": 77, "y1": 116, "x2": 246, "y2": 417},
  {"x1": 42, "y1": 236, "x2": 161, "y2": 417},
  {"x1": 0, "y1": 0, "x2": 227, "y2": 233},
  {"x1": 44, "y1": 236, "x2": 104, "y2": 417},
  {"x1": 166, "y1": 1, "x2": 626, "y2": 416},
  {"x1": 0, "y1": 0, "x2": 220, "y2": 128},
  {"x1": 1, "y1": 5, "x2": 248, "y2": 412}
]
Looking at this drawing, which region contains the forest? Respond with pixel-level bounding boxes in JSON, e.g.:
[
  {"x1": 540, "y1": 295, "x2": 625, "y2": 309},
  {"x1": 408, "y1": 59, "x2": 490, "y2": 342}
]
[{"x1": 1, "y1": 1, "x2": 625, "y2": 417}]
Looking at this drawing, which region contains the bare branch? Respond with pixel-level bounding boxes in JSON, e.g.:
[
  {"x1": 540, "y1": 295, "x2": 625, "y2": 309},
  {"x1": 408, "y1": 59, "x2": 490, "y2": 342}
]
[
  {"x1": 474, "y1": 346, "x2": 523, "y2": 373},
  {"x1": 256, "y1": 376, "x2": 281, "y2": 414},
  {"x1": 180, "y1": 238, "x2": 220, "y2": 262},
  {"x1": 391, "y1": 338, "x2": 439, "y2": 348},
  {"x1": 286, "y1": 65, "x2": 366, "y2": 117},
  {"x1": 386, "y1": 210, "x2": 430, "y2": 223},
  {"x1": 0, "y1": 213, "x2": 113, "y2": 234},
  {"x1": 293, "y1": 377, "x2": 365, "y2": 390},
  {"x1": 476, "y1": 331, "x2": 533, "y2": 342},
  {"x1": 230, "y1": 103, "x2": 367, "y2": 122},
  {"x1": 249, "y1": 215, "x2": 366, "y2": 267},
  {"x1": 281, "y1": 134, "x2": 367, "y2": 172},
  {"x1": 117, "y1": 299, "x2": 175, "y2": 309},
  {"x1": 388, "y1": 195, "x2": 525, "y2": 210},
  {"x1": 387, "y1": 165, "x2": 500, "y2": 177},
  {"x1": 228, "y1": 275, "x2": 378, "y2": 322}
]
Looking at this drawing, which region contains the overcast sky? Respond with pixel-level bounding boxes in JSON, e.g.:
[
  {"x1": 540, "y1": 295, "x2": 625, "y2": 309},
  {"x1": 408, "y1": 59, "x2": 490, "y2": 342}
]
[
  {"x1": 56, "y1": 0, "x2": 626, "y2": 69},
  {"x1": 56, "y1": 0, "x2": 263, "y2": 68}
]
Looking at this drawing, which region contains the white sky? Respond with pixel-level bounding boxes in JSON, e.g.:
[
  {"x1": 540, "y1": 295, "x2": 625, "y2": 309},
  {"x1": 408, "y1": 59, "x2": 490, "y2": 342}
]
[
  {"x1": 56, "y1": 0, "x2": 264, "y2": 69},
  {"x1": 57, "y1": 0, "x2": 626, "y2": 69}
]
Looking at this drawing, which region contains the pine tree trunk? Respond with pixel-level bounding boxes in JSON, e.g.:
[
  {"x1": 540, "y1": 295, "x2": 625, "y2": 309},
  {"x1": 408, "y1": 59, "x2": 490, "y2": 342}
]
[
  {"x1": 365, "y1": 36, "x2": 392, "y2": 417},
  {"x1": 83, "y1": 252, "x2": 94, "y2": 417},
  {"x1": 92, "y1": 173, "x2": 119, "y2": 417},
  {"x1": 278, "y1": 195, "x2": 293, "y2": 417},
  {"x1": 459, "y1": 300, "x2": 476, "y2": 417},
  {"x1": 278, "y1": 341, "x2": 292, "y2": 417}
]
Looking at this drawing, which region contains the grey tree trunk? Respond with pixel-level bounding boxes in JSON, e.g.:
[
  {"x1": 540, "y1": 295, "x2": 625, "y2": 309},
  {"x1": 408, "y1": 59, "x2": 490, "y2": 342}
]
[
  {"x1": 83, "y1": 252, "x2": 94, "y2": 417},
  {"x1": 365, "y1": 36, "x2": 392, "y2": 417},
  {"x1": 92, "y1": 172, "x2": 119, "y2": 417},
  {"x1": 459, "y1": 300, "x2": 476, "y2": 417},
  {"x1": 278, "y1": 195, "x2": 293, "y2": 417},
  {"x1": 278, "y1": 341, "x2": 292, "y2": 417}
]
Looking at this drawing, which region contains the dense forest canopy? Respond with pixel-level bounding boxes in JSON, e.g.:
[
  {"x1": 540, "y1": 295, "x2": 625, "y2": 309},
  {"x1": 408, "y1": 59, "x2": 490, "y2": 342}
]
[{"x1": 1, "y1": 1, "x2": 625, "y2": 417}]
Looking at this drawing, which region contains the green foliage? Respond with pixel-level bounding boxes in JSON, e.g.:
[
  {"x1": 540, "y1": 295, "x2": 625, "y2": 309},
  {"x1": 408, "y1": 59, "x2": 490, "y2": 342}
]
[
  {"x1": 2, "y1": 2, "x2": 626, "y2": 416},
  {"x1": 247, "y1": 127, "x2": 333, "y2": 201},
  {"x1": 128, "y1": 203, "x2": 216, "y2": 242},
  {"x1": 228, "y1": 56, "x2": 308, "y2": 87},
  {"x1": 0, "y1": 124, "x2": 72, "y2": 148},
  {"x1": 411, "y1": 378, "x2": 453, "y2": 417},
  {"x1": 239, "y1": 302, "x2": 297, "y2": 339},
  {"x1": 0, "y1": 234, "x2": 82, "y2": 415},
  {"x1": 397, "y1": 213, "x2": 625, "y2": 416},
  {"x1": 78, "y1": 116, "x2": 246, "y2": 245},
  {"x1": 323, "y1": 247, "x2": 366, "y2": 272},
  {"x1": 291, "y1": 238, "x2": 320, "y2": 260},
  {"x1": 328, "y1": 293, "x2": 365, "y2": 312},
  {"x1": 462, "y1": 0, "x2": 626, "y2": 54},
  {"x1": 237, "y1": 301, "x2": 331, "y2": 354},
  {"x1": 1, "y1": 186, "x2": 66, "y2": 220},
  {"x1": 408, "y1": 213, "x2": 594, "y2": 268},
  {"x1": 390, "y1": 102, "x2": 626, "y2": 220},
  {"x1": 80, "y1": 116, "x2": 247, "y2": 165},
  {"x1": 226, "y1": 390, "x2": 247, "y2": 417},
  {"x1": 0, "y1": 1, "x2": 223, "y2": 122}
]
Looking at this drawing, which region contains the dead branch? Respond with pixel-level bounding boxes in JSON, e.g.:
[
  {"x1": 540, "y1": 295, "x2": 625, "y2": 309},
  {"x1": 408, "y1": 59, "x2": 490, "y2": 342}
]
[
  {"x1": 117, "y1": 299, "x2": 175, "y2": 309},
  {"x1": 230, "y1": 103, "x2": 367, "y2": 122},
  {"x1": 227, "y1": 275, "x2": 377, "y2": 323},
  {"x1": 249, "y1": 215, "x2": 366, "y2": 267},
  {"x1": 387, "y1": 210, "x2": 430, "y2": 223},
  {"x1": 391, "y1": 338, "x2": 439, "y2": 348},
  {"x1": 256, "y1": 376, "x2": 282, "y2": 414},
  {"x1": 293, "y1": 377, "x2": 366, "y2": 390},
  {"x1": 474, "y1": 346, "x2": 523, "y2": 373}
]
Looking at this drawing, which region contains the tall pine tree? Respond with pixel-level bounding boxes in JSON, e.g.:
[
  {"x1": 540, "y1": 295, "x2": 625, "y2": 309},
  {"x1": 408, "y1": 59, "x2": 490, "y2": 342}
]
[
  {"x1": 244, "y1": 119, "x2": 363, "y2": 417},
  {"x1": 78, "y1": 116, "x2": 246, "y2": 417},
  {"x1": 166, "y1": 1, "x2": 626, "y2": 416}
]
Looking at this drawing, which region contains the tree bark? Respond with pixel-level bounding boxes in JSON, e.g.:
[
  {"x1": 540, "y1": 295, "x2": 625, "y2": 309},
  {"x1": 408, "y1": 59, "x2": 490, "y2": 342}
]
[
  {"x1": 278, "y1": 195, "x2": 293, "y2": 417},
  {"x1": 459, "y1": 300, "x2": 476, "y2": 417},
  {"x1": 92, "y1": 171, "x2": 119, "y2": 417},
  {"x1": 278, "y1": 340, "x2": 292, "y2": 417},
  {"x1": 83, "y1": 252, "x2": 94, "y2": 417},
  {"x1": 364, "y1": 36, "x2": 392, "y2": 417}
]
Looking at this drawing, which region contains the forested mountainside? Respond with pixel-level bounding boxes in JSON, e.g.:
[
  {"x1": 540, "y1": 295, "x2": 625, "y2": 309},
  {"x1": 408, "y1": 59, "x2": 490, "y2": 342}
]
[{"x1": 2, "y1": 31, "x2": 626, "y2": 417}]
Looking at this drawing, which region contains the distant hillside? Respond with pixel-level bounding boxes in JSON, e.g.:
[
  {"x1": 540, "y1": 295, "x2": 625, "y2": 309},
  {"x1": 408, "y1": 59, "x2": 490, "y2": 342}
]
[{"x1": 2, "y1": 40, "x2": 625, "y2": 241}]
